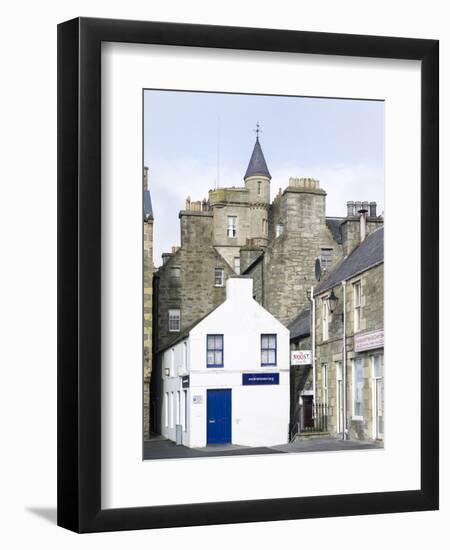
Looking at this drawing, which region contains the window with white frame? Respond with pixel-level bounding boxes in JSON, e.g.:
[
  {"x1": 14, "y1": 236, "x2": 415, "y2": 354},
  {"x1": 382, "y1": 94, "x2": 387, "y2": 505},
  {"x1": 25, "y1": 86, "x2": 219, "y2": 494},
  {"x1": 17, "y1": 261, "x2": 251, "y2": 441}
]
[
  {"x1": 261, "y1": 334, "x2": 277, "y2": 366},
  {"x1": 214, "y1": 268, "x2": 224, "y2": 287},
  {"x1": 169, "y1": 392, "x2": 174, "y2": 428},
  {"x1": 322, "y1": 299, "x2": 329, "y2": 340},
  {"x1": 164, "y1": 392, "x2": 169, "y2": 427},
  {"x1": 227, "y1": 216, "x2": 237, "y2": 238},
  {"x1": 276, "y1": 223, "x2": 284, "y2": 237},
  {"x1": 353, "y1": 358, "x2": 364, "y2": 418},
  {"x1": 234, "y1": 257, "x2": 240, "y2": 275},
  {"x1": 207, "y1": 334, "x2": 224, "y2": 368},
  {"x1": 322, "y1": 364, "x2": 329, "y2": 406},
  {"x1": 168, "y1": 309, "x2": 181, "y2": 332},
  {"x1": 321, "y1": 248, "x2": 333, "y2": 270},
  {"x1": 354, "y1": 281, "x2": 361, "y2": 332}
]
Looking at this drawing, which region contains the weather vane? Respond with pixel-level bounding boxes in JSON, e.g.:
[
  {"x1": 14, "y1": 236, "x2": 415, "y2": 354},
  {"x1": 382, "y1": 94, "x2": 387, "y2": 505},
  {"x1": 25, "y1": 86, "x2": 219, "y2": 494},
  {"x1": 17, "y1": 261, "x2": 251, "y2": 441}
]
[{"x1": 254, "y1": 121, "x2": 262, "y2": 140}]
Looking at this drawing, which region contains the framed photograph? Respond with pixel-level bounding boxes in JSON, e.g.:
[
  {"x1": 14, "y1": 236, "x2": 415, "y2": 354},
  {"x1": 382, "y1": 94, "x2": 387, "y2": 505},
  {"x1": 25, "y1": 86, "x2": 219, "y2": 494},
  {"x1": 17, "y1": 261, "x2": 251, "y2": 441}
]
[{"x1": 57, "y1": 17, "x2": 439, "y2": 532}]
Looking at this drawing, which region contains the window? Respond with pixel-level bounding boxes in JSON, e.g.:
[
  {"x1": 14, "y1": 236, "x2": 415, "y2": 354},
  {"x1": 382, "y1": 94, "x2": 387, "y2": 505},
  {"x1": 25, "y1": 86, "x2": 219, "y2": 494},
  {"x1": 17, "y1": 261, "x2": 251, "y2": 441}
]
[
  {"x1": 214, "y1": 268, "x2": 224, "y2": 287},
  {"x1": 353, "y1": 358, "x2": 364, "y2": 418},
  {"x1": 373, "y1": 354, "x2": 382, "y2": 378},
  {"x1": 322, "y1": 364, "x2": 328, "y2": 406},
  {"x1": 322, "y1": 299, "x2": 329, "y2": 340},
  {"x1": 170, "y1": 266, "x2": 181, "y2": 277},
  {"x1": 276, "y1": 223, "x2": 284, "y2": 237},
  {"x1": 168, "y1": 309, "x2": 181, "y2": 332},
  {"x1": 227, "y1": 216, "x2": 237, "y2": 238},
  {"x1": 234, "y1": 257, "x2": 240, "y2": 275},
  {"x1": 164, "y1": 392, "x2": 169, "y2": 427},
  {"x1": 183, "y1": 389, "x2": 188, "y2": 431},
  {"x1": 169, "y1": 392, "x2": 174, "y2": 428},
  {"x1": 354, "y1": 282, "x2": 361, "y2": 332},
  {"x1": 207, "y1": 334, "x2": 224, "y2": 367},
  {"x1": 176, "y1": 391, "x2": 181, "y2": 425},
  {"x1": 261, "y1": 334, "x2": 277, "y2": 366},
  {"x1": 262, "y1": 218, "x2": 268, "y2": 235},
  {"x1": 257, "y1": 181, "x2": 262, "y2": 195},
  {"x1": 321, "y1": 248, "x2": 333, "y2": 270}
]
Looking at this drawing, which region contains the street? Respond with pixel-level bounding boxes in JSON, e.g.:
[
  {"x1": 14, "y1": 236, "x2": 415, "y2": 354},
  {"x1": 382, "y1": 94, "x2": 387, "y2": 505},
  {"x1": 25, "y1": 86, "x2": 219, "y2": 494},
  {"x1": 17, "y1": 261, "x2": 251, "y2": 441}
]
[{"x1": 143, "y1": 436, "x2": 381, "y2": 460}]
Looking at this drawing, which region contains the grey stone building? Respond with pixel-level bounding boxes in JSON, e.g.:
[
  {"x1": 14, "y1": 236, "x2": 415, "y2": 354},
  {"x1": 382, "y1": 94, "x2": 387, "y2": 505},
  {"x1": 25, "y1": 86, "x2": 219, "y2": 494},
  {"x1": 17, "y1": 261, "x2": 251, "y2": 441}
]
[
  {"x1": 313, "y1": 224, "x2": 384, "y2": 442},
  {"x1": 143, "y1": 167, "x2": 154, "y2": 440}
]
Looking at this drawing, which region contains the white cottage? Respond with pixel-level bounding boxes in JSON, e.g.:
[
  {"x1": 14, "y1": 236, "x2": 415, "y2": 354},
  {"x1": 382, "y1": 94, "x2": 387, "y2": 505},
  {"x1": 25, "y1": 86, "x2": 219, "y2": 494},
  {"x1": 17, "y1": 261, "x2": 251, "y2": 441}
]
[{"x1": 156, "y1": 278, "x2": 290, "y2": 448}]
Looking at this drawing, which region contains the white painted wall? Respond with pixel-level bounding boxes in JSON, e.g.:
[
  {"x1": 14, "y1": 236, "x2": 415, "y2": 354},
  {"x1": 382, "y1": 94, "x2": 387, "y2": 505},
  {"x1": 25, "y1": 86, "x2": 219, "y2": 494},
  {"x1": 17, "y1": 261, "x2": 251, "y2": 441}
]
[{"x1": 160, "y1": 278, "x2": 290, "y2": 447}]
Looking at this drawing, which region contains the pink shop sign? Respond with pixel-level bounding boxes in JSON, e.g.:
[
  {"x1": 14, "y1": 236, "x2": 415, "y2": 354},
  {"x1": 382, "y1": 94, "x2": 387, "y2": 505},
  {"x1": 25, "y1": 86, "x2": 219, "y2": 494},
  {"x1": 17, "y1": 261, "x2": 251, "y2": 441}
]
[{"x1": 354, "y1": 329, "x2": 384, "y2": 352}]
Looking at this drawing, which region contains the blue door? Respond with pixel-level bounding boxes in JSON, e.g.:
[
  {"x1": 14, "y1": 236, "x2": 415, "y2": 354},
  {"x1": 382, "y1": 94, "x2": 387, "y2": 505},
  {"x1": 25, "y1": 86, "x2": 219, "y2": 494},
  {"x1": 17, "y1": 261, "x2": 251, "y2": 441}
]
[{"x1": 207, "y1": 389, "x2": 232, "y2": 444}]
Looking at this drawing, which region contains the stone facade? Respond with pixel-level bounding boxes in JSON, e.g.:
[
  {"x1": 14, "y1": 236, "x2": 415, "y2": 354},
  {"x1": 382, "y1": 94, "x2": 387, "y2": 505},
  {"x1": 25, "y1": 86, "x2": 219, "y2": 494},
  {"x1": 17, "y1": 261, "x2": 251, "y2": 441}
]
[
  {"x1": 143, "y1": 167, "x2": 154, "y2": 440},
  {"x1": 315, "y1": 261, "x2": 384, "y2": 442}
]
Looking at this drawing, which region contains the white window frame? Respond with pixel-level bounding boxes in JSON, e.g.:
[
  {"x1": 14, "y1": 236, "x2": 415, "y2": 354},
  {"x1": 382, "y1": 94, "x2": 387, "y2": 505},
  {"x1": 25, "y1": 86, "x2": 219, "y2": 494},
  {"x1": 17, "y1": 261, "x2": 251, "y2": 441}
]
[
  {"x1": 168, "y1": 309, "x2": 181, "y2": 332},
  {"x1": 371, "y1": 354, "x2": 383, "y2": 439},
  {"x1": 164, "y1": 392, "x2": 169, "y2": 428},
  {"x1": 352, "y1": 357, "x2": 364, "y2": 420},
  {"x1": 354, "y1": 281, "x2": 361, "y2": 333},
  {"x1": 322, "y1": 299, "x2": 329, "y2": 341},
  {"x1": 227, "y1": 216, "x2": 237, "y2": 238},
  {"x1": 234, "y1": 257, "x2": 240, "y2": 275},
  {"x1": 214, "y1": 268, "x2": 224, "y2": 287},
  {"x1": 335, "y1": 361, "x2": 343, "y2": 434}
]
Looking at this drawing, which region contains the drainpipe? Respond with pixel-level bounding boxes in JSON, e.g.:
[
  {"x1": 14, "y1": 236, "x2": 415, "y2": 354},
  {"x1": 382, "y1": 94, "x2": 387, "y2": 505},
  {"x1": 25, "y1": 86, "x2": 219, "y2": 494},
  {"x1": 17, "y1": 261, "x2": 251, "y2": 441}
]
[
  {"x1": 309, "y1": 286, "x2": 316, "y2": 406},
  {"x1": 342, "y1": 281, "x2": 348, "y2": 440}
]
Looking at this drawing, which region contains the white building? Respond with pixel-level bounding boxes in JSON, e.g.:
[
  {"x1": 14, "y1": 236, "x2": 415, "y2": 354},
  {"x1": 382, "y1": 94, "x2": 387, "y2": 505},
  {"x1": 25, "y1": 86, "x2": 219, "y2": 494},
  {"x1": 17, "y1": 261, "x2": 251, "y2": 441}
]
[{"x1": 156, "y1": 278, "x2": 290, "y2": 448}]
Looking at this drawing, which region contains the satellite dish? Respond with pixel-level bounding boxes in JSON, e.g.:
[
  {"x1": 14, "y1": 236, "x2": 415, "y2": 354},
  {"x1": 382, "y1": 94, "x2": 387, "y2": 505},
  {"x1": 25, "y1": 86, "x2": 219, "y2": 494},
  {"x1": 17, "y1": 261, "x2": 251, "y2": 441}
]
[{"x1": 315, "y1": 258, "x2": 322, "y2": 282}]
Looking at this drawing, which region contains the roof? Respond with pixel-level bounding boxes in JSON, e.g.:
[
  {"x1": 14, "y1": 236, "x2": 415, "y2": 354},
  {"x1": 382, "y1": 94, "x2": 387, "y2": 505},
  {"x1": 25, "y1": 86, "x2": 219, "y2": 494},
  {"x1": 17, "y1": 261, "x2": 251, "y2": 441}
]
[
  {"x1": 326, "y1": 217, "x2": 345, "y2": 244},
  {"x1": 144, "y1": 189, "x2": 153, "y2": 221},
  {"x1": 315, "y1": 226, "x2": 384, "y2": 295},
  {"x1": 244, "y1": 138, "x2": 271, "y2": 180},
  {"x1": 288, "y1": 308, "x2": 311, "y2": 340}
]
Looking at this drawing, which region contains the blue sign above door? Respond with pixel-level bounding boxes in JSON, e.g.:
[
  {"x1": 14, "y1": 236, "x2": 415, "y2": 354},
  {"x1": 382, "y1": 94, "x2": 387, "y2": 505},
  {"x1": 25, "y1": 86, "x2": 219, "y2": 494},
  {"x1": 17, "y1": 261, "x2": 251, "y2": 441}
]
[{"x1": 242, "y1": 373, "x2": 279, "y2": 385}]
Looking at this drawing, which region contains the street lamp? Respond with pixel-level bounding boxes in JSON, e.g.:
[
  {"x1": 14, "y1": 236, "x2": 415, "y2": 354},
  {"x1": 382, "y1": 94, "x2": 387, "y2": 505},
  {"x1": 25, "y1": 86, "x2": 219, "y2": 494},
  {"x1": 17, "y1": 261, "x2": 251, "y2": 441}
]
[{"x1": 327, "y1": 288, "x2": 339, "y2": 314}]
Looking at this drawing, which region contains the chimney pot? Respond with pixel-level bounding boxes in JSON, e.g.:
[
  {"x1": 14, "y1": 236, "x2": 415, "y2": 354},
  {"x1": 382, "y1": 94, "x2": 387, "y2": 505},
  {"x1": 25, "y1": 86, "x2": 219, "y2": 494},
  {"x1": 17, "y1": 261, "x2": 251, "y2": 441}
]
[
  {"x1": 369, "y1": 201, "x2": 377, "y2": 217},
  {"x1": 347, "y1": 201, "x2": 355, "y2": 217}
]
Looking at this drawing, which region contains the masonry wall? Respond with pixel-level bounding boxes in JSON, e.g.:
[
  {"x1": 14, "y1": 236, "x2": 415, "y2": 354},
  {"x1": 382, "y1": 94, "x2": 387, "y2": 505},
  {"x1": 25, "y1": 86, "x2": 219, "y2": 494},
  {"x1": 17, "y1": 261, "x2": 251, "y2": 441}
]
[
  {"x1": 156, "y1": 211, "x2": 234, "y2": 351},
  {"x1": 315, "y1": 263, "x2": 384, "y2": 441},
  {"x1": 262, "y1": 180, "x2": 343, "y2": 325}
]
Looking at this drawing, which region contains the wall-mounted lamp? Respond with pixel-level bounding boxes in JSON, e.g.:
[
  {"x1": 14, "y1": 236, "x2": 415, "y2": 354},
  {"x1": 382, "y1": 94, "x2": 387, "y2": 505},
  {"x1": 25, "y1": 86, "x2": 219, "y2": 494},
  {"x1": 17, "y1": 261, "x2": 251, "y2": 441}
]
[{"x1": 327, "y1": 288, "x2": 339, "y2": 314}]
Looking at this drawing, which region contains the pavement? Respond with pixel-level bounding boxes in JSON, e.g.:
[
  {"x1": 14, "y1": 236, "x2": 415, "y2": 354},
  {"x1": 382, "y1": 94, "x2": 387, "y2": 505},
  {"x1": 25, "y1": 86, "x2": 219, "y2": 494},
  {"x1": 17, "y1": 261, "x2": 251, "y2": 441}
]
[{"x1": 143, "y1": 436, "x2": 381, "y2": 460}]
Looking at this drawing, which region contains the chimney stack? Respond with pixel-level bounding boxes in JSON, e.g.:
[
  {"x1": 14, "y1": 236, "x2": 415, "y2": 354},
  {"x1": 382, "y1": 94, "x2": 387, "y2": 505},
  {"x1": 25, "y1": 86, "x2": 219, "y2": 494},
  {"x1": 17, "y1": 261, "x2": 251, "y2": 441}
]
[{"x1": 347, "y1": 201, "x2": 355, "y2": 217}]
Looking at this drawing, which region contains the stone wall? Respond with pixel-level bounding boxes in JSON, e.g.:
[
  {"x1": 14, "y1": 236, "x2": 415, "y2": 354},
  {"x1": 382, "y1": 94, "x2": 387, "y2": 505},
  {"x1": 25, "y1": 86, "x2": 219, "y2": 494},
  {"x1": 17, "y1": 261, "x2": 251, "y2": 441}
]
[
  {"x1": 314, "y1": 263, "x2": 384, "y2": 441},
  {"x1": 156, "y1": 211, "x2": 235, "y2": 351},
  {"x1": 262, "y1": 181, "x2": 343, "y2": 325}
]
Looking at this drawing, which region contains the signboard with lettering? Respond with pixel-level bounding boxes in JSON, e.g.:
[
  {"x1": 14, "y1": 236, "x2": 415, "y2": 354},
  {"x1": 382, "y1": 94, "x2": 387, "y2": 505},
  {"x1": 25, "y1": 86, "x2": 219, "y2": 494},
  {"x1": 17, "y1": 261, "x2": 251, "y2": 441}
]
[
  {"x1": 291, "y1": 350, "x2": 312, "y2": 365},
  {"x1": 354, "y1": 329, "x2": 384, "y2": 352},
  {"x1": 182, "y1": 375, "x2": 189, "y2": 388},
  {"x1": 242, "y1": 373, "x2": 279, "y2": 385}
]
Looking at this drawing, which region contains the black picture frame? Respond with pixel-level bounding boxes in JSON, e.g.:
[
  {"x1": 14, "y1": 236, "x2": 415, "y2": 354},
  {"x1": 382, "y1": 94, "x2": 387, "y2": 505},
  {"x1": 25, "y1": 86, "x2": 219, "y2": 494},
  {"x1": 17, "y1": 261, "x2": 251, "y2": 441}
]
[{"x1": 57, "y1": 17, "x2": 439, "y2": 533}]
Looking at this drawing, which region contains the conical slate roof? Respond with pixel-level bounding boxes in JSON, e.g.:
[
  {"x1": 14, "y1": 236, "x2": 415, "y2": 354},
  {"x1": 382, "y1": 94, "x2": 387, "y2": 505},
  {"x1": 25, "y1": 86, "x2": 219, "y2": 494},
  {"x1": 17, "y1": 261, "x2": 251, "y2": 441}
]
[{"x1": 244, "y1": 138, "x2": 271, "y2": 180}]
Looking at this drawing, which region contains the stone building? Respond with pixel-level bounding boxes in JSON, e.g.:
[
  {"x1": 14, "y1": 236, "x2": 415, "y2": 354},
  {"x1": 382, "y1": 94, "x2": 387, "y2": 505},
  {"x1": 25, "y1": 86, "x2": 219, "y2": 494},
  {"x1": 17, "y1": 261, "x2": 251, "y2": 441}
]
[
  {"x1": 154, "y1": 134, "x2": 350, "y2": 352},
  {"x1": 314, "y1": 223, "x2": 384, "y2": 442},
  {"x1": 143, "y1": 166, "x2": 154, "y2": 440}
]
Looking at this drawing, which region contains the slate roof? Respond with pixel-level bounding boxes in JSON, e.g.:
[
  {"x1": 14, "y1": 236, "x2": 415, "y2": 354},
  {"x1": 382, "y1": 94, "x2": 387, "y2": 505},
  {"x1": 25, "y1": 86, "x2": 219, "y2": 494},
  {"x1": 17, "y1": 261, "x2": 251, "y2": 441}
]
[
  {"x1": 244, "y1": 138, "x2": 271, "y2": 180},
  {"x1": 315, "y1": 226, "x2": 384, "y2": 295},
  {"x1": 288, "y1": 308, "x2": 311, "y2": 340},
  {"x1": 326, "y1": 217, "x2": 345, "y2": 244},
  {"x1": 144, "y1": 189, "x2": 153, "y2": 221}
]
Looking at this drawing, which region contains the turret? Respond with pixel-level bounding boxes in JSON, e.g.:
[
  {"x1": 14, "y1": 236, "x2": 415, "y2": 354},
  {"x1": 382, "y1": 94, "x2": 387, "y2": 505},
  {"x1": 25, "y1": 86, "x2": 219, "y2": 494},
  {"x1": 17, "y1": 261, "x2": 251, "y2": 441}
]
[{"x1": 243, "y1": 127, "x2": 271, "y2": 205}]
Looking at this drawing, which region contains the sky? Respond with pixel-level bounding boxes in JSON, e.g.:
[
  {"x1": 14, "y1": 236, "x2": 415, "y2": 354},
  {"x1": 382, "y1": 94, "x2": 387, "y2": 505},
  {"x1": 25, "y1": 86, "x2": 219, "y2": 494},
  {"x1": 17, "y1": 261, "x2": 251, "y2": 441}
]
[{"x1": 144, "y1": 90, "x2": 384, "y2": 266}]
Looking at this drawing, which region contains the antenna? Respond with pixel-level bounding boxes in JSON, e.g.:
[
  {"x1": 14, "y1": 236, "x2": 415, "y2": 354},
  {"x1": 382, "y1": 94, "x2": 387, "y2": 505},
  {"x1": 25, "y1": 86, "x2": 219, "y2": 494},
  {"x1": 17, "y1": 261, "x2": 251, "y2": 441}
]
[
  {"x1": 254, "y1": 121, "x2": 262, "y2": 140},
  {"x1": 216, "y1": 116, "x2": 220, "y2": 189}
]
